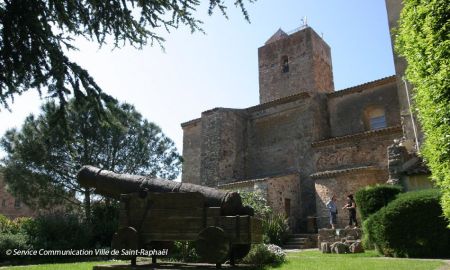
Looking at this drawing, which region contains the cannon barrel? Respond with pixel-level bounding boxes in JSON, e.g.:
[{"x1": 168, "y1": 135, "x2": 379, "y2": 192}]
[{"x1": 77, "y1": 165, "x2": 253, "y2": 216}]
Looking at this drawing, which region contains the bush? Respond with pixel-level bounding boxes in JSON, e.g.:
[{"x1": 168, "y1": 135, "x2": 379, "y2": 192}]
[
  {"x1": 364, "y1": 189, "x2": 450, "y2": 258},
  {"x1": 24, "y1": 212, "x2": 92, "y2": 251},
  {"x1": 242, "y1": 244, "x2": 286, "y2": 267},
  {"x1": 239, "y1": 191, "x2": 288, "y2": 245},
  {"x1": 239, "y1": 191, "x2": 272, "y2": 218},
  {"x1": 170, "y1": 241, "x2": 199, "y2": 263},
  {"x1": 263, "y1": 213, "x2": 289, "y2": 246},
  {"x1": 355, "y1": 184, "x2": 402, "y2": 220},
  {"x1": 0, "y1": 233, "x2": 30, "y2": 262},
  {"x1": 90, "y1": 201, "x2": 119, "y2": 248}
]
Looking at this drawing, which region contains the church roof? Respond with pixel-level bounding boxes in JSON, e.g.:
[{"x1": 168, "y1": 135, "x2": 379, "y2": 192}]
[{"x1": 265, "y1": 28, "x2": 288, "y2": 44}]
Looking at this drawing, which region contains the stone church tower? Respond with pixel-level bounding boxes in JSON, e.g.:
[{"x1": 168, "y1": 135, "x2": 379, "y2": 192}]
[
  {"x1": 259, "y1": 27, "x2": 334, "y2": 103},
  {"x1": 181, "y1": 22, "x2": 421, "y2": 231}
]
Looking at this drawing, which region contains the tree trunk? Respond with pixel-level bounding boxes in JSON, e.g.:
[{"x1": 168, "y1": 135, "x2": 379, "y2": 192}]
[{"x1": 84, "y1": 188, "x2": 91, "y2": 221}]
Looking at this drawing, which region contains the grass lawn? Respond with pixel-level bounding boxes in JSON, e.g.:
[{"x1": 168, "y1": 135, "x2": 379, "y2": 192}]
[
  {"x1": 0, "y1": 260, "x2": 121, "y2": 270},
  {"x1": 0, "y1": 251, "x2": 447, "y2": 270},
  {"x1": 268, "y1": 250, "x2": 447, "y2": 270}
]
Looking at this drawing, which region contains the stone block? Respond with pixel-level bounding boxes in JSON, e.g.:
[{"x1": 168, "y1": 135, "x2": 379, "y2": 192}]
[
  {"x1": 349, "y1": 241, "x2": 364, "y2": 253},
  {"x1": 320, "y1": 242, "x2": 331, "y2": 253},
  {"x1": 331, "y1": 242, "x2": 348, "y2": 254}
]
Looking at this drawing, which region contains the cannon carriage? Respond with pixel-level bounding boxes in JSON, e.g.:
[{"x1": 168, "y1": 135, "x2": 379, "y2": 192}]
[{"x1": 77, "y1": 166, "x2": 263, "y2": 267}]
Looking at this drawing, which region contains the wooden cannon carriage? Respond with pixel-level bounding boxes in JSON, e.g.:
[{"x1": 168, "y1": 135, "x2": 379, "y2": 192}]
[{"x1": 77, "y1": 166, "x2": 263, "y2": 267}]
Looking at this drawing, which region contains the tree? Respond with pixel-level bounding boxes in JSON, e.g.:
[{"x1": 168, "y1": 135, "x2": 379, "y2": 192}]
[
  {"x1": 0, "y1": 96, "x2": 182, "y2": 219},
  {"x1": 0, "y1": 0, "x2": 255, "y2": 112},
  {"x1": 396, "y1": 0, "x2": 450, "y2": 223}
]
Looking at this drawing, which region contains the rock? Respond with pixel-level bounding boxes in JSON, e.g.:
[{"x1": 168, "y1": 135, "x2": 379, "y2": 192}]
[
  {"x1": 320, "y1": 242, "x2": 331, "y2": 253},
  {"x1": 349, "y1": 241, "x2": 364, "y2": 253},
  {"x1": 331, "y1": 242, "x2": 348, "y2": 254}
]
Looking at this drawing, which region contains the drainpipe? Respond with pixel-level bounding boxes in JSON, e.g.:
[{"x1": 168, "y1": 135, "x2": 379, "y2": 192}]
[{"x1": 402, "y1": 76, "x2": 420, "y2": 152}]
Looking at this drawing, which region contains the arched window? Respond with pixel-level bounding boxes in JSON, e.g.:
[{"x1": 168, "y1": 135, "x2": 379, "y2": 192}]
[
  {"x1": 364, "y1": 106, "x2": 387, "y2": 130},
  {"x1": 281, "y1": 55, "x2": 289, "y2": 73}
]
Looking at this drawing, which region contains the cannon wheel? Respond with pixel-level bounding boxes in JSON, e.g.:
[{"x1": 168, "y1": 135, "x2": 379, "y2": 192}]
[
  {"x1": 195, "y1": 226, "x2": 230, "y2": 265},
  {"x1": 111, "y1": 226, "x2": 139, "y2": 264}
]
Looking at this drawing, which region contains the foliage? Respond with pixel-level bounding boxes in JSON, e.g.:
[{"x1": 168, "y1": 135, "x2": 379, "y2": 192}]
[
  {"x1": 90, "y1": 201, "x2": 119, "y2": 248},
  {"x1": 0, "y1": 0, "x2": 255, "y2": 112},
  {"x1": 263, "y1": 213, "x2": 289, "y2": 246},
  {"x1": 364, "y1": 189, "x2": 450, "y2": 258},
  {"x1": 239, "y1": 191, "x2": 272, "y2": 218},
  {"x1": 0, "y1": 97, "x2": 182, "y2": 219},
  {"x1": 0, "y1": 233, "x2": 30, "y2": 262},
  {"x1": 242, "y1": 244, "x2": 286, "y2": 268},
  {"x1": 23, "y1": 212, "x2": 93, "y2": 251},
  {"x1": 0, "y1": 215, "x2": 33, "y2": 235},
  {"x1": 239, "y1": 191, "x2": 288, "y2": 245},
  {"x1": 396, "y1": 0, "x2": 450, "y2": 224},
  {"x1": 355, "y1": 184, "x2": 402, "y2": 221},
  {"x1": 170, "y1": 241, "x2": 200, "y2": 263}
]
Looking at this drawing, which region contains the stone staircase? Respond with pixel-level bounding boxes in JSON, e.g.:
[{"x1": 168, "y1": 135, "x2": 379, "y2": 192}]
[{"x1": 283, "y1": 233, "x2": 318, "y2": 250}]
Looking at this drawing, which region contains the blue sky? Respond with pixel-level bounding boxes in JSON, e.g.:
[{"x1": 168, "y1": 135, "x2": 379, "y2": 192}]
[{"x1": 0, "y1": 0, "x2": 395, "y2": 162}]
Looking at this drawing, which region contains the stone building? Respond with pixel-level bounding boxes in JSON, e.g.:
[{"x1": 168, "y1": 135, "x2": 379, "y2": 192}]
[
  {"x1": 180, "y1": 0, "x2": 431, "y2": 231},
  {"x1": 0, "y1": 173, "x2": 38, "y2": 219}
]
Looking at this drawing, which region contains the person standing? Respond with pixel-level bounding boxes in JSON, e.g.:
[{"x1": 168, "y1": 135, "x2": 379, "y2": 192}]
[
  {"x1": 342, "y1": 194, "x2": 358, "y2": 228},
  {"x1": 326, "y1": 195, "x2": 338, "y2": 229}
]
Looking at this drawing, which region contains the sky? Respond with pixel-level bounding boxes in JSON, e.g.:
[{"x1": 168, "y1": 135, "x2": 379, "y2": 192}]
[{"x1": 0, "y1": 0, "x2": 396, "y2": 165}]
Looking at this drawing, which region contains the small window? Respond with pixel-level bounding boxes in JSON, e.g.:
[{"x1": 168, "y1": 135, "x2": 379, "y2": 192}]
[
  {"x1": 14, "y1": 199, "x2": 21, "y2": 208},
  {"x1": 281, "y1": 56, "x2": 289, "y2": 73},
  {"x1": 1, "y1": 199, "x2": 6, "y2": 207},
  {"x1": 364, "y1": 106, "x2": 387, "y2": 130},
  {"x1": 284, "y1": 198, "x2": 291, "y2": 217},
  {"x1": 370, "y1": 115, "x2": 387, "y2": 130}
]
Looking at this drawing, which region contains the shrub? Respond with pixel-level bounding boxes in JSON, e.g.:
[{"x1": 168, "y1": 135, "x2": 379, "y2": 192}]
[
  {"x1": 90, "y1": 201, "x2": 119, "y2": 248},
  {"x1": 24, "y1": 212, "x2": 92, "y2": 251},
  {"x1": 355, "y1": 184, "x2": 402, "y2": 220},
  {"x1": 364, "y1": 189, "x2": 450, "y2": 258},
  {"x1": 239, "y1": 191, "x2": 272, "y2": 218},
  {"x1": 263, "y1": 213, "x2": 289, "y2": 246},
  {"x1": 239, "y1": 191, "x2": 289, "y2": 245},
  {"x1": 0, "y1": 233, "x2": 30, "y2": 262},
  {"x1": 170, "y1": 241, "x2": 199, "y2": 263},
  {"x1": 242, "y1": 244, "x2": 286, "y2": 267}
]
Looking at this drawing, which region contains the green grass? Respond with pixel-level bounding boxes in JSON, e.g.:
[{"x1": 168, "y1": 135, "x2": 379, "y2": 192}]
[
  {"x1": 0, "y1": 252, "x2": 447, "y2": 270},
  {"x1": 268, "y1": 250, "x2": 446, "y2": 270},
  {"x1": 0, "y1": 260, "x2": 121, "y2": 270}
]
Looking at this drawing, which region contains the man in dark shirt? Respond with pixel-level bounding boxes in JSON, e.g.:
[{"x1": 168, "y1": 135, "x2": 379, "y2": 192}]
[{"x1": 342, "y1": 194, "x2": 358, "y2": 228}]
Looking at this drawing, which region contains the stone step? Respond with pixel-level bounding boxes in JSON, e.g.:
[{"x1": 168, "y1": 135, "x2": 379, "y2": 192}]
[
  {"x1": 285, "y1": 238, "x2": 308, "y2": 244},
  {"x1": 283, "y1": 244, "x2": 305, "y2": 250},
  {"x1": 289, "y1": 233, "x2": 318, "y2": 238}
]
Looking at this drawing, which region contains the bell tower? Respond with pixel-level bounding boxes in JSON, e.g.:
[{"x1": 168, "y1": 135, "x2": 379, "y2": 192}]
[{"x1": 258, "y1": 27, "x2": 334, "y2": 104}]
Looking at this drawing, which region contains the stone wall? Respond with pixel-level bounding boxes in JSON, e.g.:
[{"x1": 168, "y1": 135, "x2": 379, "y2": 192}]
[
  {"x1": 181, "y1": 119, "x2": 202, "y2": 185},
  {"x1": 384, "y1": 0, "x2": 423, "y2": 151},
  {"x1": 0, "y1": 174, "x2": 37, "y2": 219},
  {"x1": 246, "y1": 94, "x2": 330, "y2": 227},
  {"x1": 314, "y1": 168, "x2": 387, "y2": 228},
  {"x1": 327, "y1": 77, "x2": 400, "y2": 137},
  {"x1": 258, "y1": 27, "x2": 334, "y2": 104},
  {"x1": 182, "y1": 108, "x2": 248, "y2": 186},
  {"x1": 313, "y1": 127, "x2": 403, "y2": 172},
  {"x1": 218, "y1": 173, "x2": 301, "y2": 232}
]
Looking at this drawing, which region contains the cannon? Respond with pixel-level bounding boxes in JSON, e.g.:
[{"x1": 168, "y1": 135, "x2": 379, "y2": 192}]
[{"x1": 77, "y1": 166, "x2": 262, "y2": 267}]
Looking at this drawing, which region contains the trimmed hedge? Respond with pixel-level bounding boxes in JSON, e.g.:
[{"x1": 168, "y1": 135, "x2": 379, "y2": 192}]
[
  {"x1": 355, "y1": 184, "x2": 402, "y2": 221},
  {"x1": 364, "y1": 189, "x2": 450, "y2": 258}
]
